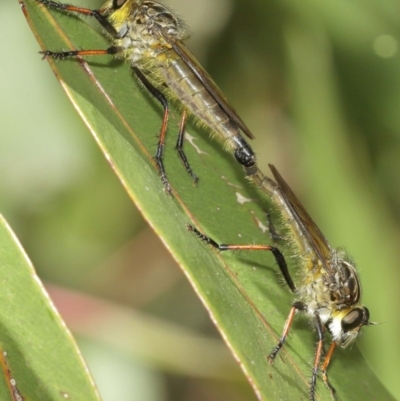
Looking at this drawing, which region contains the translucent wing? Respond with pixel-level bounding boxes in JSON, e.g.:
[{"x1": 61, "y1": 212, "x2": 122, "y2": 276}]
[
  {"x1": 165, "y1": 37, "x2": 255, "y2": 139},
  {"x1": 269, "y1": 164, "x2": 333, "y2": 273}
]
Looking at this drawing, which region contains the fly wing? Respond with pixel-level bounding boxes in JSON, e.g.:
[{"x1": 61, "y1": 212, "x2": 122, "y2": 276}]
[
  {"x1": 269, "y1": 164, "x2": 333, "y2": 273},
  {"x1": 164, "y1": 37, "x2": 255, "y2": 139}
]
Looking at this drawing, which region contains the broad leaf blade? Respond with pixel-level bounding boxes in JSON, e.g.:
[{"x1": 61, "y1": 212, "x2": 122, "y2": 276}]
[
  {"x1": 19, "y1": 1, "x2": 394, "y2": 400},
  {"x1": 0, "y1": 215, "x2": 100, "y2": 400}
]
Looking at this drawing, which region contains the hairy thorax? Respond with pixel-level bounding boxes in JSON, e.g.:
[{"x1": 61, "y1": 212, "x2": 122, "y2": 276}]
[
  {"x1": 110, "y1": 1, "x2": 187, "y2": 65},
  {"x1": 298, "y1": 249, "x2": 361, "y2": 325}
]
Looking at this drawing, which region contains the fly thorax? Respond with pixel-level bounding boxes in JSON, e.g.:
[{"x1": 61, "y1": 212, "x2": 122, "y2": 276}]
[
  {"x1": 118, "y1": 16, "x2": 162, "y2": 62},
  {"x1": 326, "y1": 249, "x2": 360, "y2": 307},
  {"x1": 299, "y1": 275, "x2": 332, "y2": 308},
  {"x1": 118, "y1": 1, "x2": 188, "y2": 63}
]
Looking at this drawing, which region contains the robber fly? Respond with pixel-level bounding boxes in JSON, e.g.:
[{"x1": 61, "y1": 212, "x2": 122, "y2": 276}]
[
  {"x1": 34, "y1": 0, "x2": 257, "y2": 194},
  {"x1": 188, "y1": 164, "x2": 372, "y2": 401}
]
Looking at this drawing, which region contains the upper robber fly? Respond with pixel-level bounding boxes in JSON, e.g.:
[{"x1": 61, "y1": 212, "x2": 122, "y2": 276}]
[
  {"x1": 35, "y1": 0, "x2": 257, "y2": 194},
  {"x1": 189, "y1": 164, "x2": 373, "y2": 401}
]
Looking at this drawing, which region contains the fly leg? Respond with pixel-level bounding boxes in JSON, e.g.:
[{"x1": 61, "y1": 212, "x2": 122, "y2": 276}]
[
  {"x1": 309, "y1": 312, "x2": 325, "y2": 401},
  {"x1": 34, "y1": 0, "x2": 120, "y2": 38},
  {"x1": 175, "y1": 110, "x2": 199, "y2": 184},
  {"x1": 133, "y1": 68, "x2": 172, "y2": 195},
  {"x1": 267, "y1": 301, "x2": 305, "y2": 362},
  {"x1": 40, "y1": 46, "x2": 123, "y2": 60},
  {"x1": 321, "y1": 342, "x2": 337, "y2": 400},
  {"x1": 35, "y1": 1, "x2": 123, "y2": 62},
  {"x1": 187, "y1": 224, "x2": 295, "y2": 292},
  {"x1": 266, "y1": 212, "x2": 284, "y2": 242}
]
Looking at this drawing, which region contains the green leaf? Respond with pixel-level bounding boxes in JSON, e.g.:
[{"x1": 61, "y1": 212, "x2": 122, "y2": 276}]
[
  {"x1": 18, "y1": 1, "x2": 395, "y2": 400},
  {"x1": 0, "y1": 215, "x2": 100, "y2": 401}
]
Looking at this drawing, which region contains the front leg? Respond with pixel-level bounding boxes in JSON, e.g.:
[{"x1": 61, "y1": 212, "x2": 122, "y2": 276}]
[
  {"x1": 40, "y1": 46, "x2": 123, "y2": 60},
  {"x1": 35, "y1": 0, "x2": 121, "y2": 38},
  {"x1": 321, "y1": 342, "x2": 337, "y2": 400},
  {"x1": 268, "y1": 301, "x2": 306, "y2": 362},
  {"x1": 310, "y1": 311, "x2": 326, "y2": 401}
]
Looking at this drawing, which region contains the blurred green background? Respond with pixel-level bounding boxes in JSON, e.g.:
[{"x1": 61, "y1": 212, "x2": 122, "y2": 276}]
[{"x1": 3, "y1": 0, "x2": 400, "y2": 399}]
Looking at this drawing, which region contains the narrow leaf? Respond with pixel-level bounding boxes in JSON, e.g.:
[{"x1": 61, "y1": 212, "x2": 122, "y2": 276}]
[
  {"x1": 18, "y1": 1, "x2": 394, "y2": 400},
  {"x1": 0, "y1": 215, "x2": 101, "y2": 400}
]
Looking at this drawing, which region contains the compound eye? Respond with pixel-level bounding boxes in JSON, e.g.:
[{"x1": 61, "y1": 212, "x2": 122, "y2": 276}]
[
  {"x1": 341, "y1": 308, "x2": 365, "y2": 332},
  {"x1": 364, "y1": 307, "x2": 370, "y2": 322},
  {"x1": 113, "y1": 0, "x2": 128, "y2": 9}
]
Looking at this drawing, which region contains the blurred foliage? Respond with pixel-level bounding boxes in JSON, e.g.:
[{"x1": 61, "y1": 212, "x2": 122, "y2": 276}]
[
  {"x1": 2, "y1": 0, "x2": 400, "y2": 400},
  {"x1": 0, "y1": 218, "x2": 101, "y2": 401}
]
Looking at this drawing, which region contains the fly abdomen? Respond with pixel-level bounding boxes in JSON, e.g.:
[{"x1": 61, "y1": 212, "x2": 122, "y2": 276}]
[{"x1": 158, "y1": 49, "x2": 255, "y2": 163}]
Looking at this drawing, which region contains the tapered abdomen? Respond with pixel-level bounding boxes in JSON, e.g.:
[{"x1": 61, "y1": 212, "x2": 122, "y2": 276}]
[{"x1": 157, "y1": 50, "x2": 252, "y2": 158}]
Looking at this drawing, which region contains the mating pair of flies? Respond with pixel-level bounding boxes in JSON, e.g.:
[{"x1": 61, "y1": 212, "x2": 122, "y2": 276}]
[{"x1": 32, "y1": 0, "x2": 372, "y2": 399}]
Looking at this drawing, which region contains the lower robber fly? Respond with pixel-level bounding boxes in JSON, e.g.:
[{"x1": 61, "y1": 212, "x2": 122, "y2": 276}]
[
  {"x1": 33, "y1": 0, "x2": 257, "y2": 195},
  {"x1": 188, "y1": 163, "x2": 373, "y2": 401}
]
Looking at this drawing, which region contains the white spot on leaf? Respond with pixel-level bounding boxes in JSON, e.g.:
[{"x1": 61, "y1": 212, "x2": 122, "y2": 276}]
[
  {"x1": 185, "y1": 133, "x2": 208, "y2": 155},
  {"x1": 235, "y1": 192, "x2": 252, "y2": 204}
]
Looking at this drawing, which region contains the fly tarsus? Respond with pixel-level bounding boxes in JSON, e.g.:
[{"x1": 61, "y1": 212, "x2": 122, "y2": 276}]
[
  {"x1": 154, "y1": 148, "x2": 172, "y2": 196},
  {"x1": 176, "y1": 146, "x2": 199, "y2": 185},
  {"x1": 176, "y1": 110, "x2": 198, "y2": 185},
  {"x1": 40, "y1": 50, "x2": 77, "y2": 60},
  {"x1": 187, "y1": 225, "x2": 221, "y2": 249},
  {"x1": 35, "y1": 0, "x2": 73, "y2": 10},
  {"x1": 321, "y1": 342, "x2": 337, "y2": 400},
  {"x1": 321, "y1": 370, "x2": 336, "y2": 400}
]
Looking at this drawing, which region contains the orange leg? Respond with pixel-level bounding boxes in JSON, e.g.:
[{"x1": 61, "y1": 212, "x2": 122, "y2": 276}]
[
  {"x1": 187, "y1": 224, "x2": 296, "y2": 292},
  {"x1": 176, "y1": 110, "x2": 198, "y2": 184},
  {"x1": 35, "y1": 0, "x2": 120, "y2": 37},
  {"x1": 309, "y1": 313, "x2": 326, "y2": 401},
  {"x1": 321, "y1": 342, "x2": 337, "y2": 399},
  {"x1": 155, "y1": 99, "x2": 170, "y2": 193},
  {"x1": 40, "y1": 47, "x2": 123, "y2": 60},
  {"x1": 36, "y1": 0, "x2": 123, "y2": 60},
  {"x1": 133, "y1": 68, "x2": 173, "y2": 194},
  {"x1": 267, "y1": 301, "x2": 306, "y2": 363}
]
